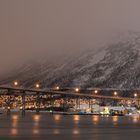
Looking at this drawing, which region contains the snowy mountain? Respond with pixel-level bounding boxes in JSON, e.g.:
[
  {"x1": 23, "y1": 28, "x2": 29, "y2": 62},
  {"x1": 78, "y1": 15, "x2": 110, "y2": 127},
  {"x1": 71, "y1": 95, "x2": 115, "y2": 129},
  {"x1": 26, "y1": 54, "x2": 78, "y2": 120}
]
[{"x1": 1, "y1": 32, "x2": 140, "y2": 89}]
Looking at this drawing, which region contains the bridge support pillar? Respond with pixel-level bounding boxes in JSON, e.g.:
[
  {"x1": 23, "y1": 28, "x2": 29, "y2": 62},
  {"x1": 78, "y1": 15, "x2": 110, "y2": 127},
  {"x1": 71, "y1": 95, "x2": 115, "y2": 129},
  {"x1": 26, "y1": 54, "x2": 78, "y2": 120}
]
[
  {"x1": 138, "y1": 100, "x2": 140, "y2": 108},
  {"x1": 7, "y1": 107, "x2": 11, "y2": 116},
  {"x1": 135, "y1": 100, "x2": 140, "y2": 109},
  {"x1": 62, "y1": 98, "x2": 65, "y2": 112},
  {"x1": 21, "y1": 93, "x2": 26, "y2": 116},
  {"x1": 76, "y1": 98, "x2": 80, "y2": 109},
  {"x1": 89, "y1": 98, "x2": 91, "y2": 109},
  {"x1": 36, "y1": 93, "x2": 40, "y2": 114},
  {"x1": 7, "y1": 96, "x2": 11, "y2": 116}
]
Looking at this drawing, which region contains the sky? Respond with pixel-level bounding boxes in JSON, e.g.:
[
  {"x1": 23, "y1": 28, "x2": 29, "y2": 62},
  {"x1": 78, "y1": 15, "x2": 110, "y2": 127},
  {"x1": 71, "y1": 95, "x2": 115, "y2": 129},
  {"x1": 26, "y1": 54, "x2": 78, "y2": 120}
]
[{"x1": 0, "y1": 0, "x2": 140, "y2": 75}]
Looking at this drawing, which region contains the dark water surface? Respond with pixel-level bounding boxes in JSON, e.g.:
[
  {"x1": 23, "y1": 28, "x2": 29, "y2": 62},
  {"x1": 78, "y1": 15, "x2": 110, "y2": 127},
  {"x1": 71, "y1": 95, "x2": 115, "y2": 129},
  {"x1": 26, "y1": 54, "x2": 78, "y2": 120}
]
[{"x1": 0, "y1": 112, "x2": 140, "y2": 140}]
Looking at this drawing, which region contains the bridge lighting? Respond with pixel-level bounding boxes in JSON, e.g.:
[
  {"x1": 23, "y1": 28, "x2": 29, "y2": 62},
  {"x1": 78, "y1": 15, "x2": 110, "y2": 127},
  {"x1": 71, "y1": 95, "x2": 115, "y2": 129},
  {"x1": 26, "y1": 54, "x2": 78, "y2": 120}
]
[
  {"x1": 134, "y1": 93, "x2": 138, "y2": 98},
  {"x1": 56, "y1": 86, "x2": 60, "y2": 90},
  {"x1": 114, "y1": 91, "x2": 118, "y2": 96},
  {"x1": 35, "y1": 84, "x2": 40, "y2": 88},
  {"x1": 94, "y1": 90, "x2": 98, "y2": 94},
  {"x1": 14, "y1": 81, "x2": 18, "y2": 86},
  {"x1": 75, "y1": 88, "x2": 80, "y2": 92}
]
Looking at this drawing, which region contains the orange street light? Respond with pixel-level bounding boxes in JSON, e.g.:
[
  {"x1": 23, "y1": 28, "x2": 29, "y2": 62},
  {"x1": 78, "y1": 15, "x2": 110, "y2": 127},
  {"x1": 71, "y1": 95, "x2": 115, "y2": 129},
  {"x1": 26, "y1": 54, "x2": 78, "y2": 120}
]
[
  {"x1": 94, "y1": 90, "x2": 98, "y2": 94},
  {"x1": 75, "y1": 88, "x2": 80, "y2": 92},
  {"x1": 134, "y1": 93, "x2": 138, "y2": 98},
  {"x1": 14, "y1": 81, "x2": 18, "y2": 86},
  {"x1": 114, "y1": 91, "x2": 118, "y2": 96},
  {"x1": 56, "y1": 86, "x2": 60, "y2": 90},
  {"x1": 35, "y1": 84, "x2": 40, "y2": 88}
]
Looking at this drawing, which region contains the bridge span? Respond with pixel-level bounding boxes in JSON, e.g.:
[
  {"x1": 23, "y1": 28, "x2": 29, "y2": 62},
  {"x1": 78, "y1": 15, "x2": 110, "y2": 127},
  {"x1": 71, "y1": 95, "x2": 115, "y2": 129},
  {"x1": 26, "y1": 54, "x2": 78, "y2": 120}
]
[
  {"x1": 0, "y1": 85, "x2": 140, "y2": 115},
  {"x1": 0, "y1": 85, "x2": 139, "y2": 101}
]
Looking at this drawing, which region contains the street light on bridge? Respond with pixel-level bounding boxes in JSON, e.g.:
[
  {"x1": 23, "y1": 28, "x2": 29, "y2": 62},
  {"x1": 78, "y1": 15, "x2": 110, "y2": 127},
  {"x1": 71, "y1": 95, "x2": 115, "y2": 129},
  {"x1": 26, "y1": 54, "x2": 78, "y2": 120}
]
[
  {"x1": 113, "y1": 91, "x2": 118, "y2": 96},
  {"x1": 75, "y1": 88, "x2": 80, "y2": 92},
  {"x1": 55, "y1": 86, "x2": 60, "y2": 90},
  {"x1": 13, "y1": 81, "x2": 18, "y2": 86},
  {"x1": 94, "y1": 90, "x2": 98, "y2": 94},
  {"x1": 134, "y1": 93, "x2": 138, "y2": 98},
  {"x1": 35, "y1": 84, "x2": 40, "y2": 89}
]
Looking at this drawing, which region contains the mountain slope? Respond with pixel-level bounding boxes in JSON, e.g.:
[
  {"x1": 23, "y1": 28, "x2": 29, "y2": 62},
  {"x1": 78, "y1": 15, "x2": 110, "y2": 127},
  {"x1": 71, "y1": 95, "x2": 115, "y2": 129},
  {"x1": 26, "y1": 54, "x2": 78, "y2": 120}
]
[{"x1": 1, "y1": 32, "x2": 140, "y2": 89}]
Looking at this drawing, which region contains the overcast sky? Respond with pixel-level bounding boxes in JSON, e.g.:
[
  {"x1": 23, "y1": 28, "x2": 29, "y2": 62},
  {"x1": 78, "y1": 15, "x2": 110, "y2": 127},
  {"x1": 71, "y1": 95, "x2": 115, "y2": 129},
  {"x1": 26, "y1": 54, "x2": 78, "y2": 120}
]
[{"x1": 0, "y1": 0, "x2": 140, "y2": 75}]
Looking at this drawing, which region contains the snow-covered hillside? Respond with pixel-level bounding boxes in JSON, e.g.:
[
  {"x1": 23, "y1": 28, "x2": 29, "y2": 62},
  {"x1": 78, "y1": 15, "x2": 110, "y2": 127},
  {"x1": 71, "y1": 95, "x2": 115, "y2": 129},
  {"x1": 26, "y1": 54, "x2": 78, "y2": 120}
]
[{"x1": 1, "y1": 32, "x2": 140, "y2": 89}]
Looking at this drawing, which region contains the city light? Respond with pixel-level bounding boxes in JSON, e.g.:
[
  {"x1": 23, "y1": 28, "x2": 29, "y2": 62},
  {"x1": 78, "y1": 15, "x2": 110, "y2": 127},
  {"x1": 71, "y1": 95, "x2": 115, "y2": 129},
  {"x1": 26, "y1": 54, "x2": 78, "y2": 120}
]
[
  {"x1": 35, "y1": 84, "x2": 40, "y2": 88},
  {"x1": 8, "y1": 106, "x2": 10, "y2": 110},
  {"x1": 75, "y1": 88, "x2": 80, "y2": 92},
  {"x1": 114, "y1": 91, "x2": 118, "y2": 96},
  {"x1": 134, "y1": 93, "x2": 138, "y2": 98},
  {"x1": 14, "y1": 81, "x2": 18, "y2": 86},
  {"x1": 56, "y1": 86, "x2": 60, "y2": 90},
  {"x1": 94, "y1": 90, "x2": 98, "y2": 94}
]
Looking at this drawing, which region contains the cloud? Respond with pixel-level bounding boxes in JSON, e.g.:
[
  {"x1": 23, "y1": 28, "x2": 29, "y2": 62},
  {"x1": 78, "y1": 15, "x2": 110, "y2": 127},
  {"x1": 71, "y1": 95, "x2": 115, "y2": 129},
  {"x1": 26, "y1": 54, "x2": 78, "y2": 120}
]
[{"x1": 0, "y1": 0, "x2": 140, "y2": 75}]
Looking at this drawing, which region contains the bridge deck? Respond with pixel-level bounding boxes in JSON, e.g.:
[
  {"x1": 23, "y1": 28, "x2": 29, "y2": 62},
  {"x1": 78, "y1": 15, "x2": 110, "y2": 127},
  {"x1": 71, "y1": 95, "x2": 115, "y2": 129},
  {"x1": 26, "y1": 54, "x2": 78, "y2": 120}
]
[{"x1": 0, "y1": 85, "x2": 139, "y2": 101}]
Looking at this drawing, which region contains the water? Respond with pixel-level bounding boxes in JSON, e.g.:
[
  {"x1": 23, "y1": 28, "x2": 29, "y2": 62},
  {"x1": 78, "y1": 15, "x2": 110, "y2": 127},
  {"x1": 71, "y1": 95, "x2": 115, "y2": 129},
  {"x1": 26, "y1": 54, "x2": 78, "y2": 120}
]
[{"x1": 0, "y1": 113, "x2": 140, "y2": 140}]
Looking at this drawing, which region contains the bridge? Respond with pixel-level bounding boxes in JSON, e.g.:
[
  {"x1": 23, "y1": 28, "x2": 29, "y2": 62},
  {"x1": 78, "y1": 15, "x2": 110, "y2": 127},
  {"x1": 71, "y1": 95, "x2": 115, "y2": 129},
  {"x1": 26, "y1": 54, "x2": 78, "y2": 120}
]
[
  {"x1": 0, "y1": 85, "x2": 139, "y2": 100},
  {"x1": 0, "y1": 84, "x2": 140, "y2": 115}
]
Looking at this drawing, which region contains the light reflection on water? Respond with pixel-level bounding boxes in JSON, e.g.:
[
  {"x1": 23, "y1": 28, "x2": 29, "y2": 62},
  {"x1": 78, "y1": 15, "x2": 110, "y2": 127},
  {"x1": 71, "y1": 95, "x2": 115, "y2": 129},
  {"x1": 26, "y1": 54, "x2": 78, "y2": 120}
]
[
  {"x1": 2, "y1": 113, "x2": 140, "y2": 139},
  {"x1": 12, "y1": 115, "x2": 19, "y2": 121},
  {"x1": 53, "y1": 129, "x2": 60, "y2": 134},
  {"x1": 33, "y1": 114, "x2": 41, "y2": 123},
  {"x1": 112, "y1": 116, "x2": 119, "y2": 125},
  {"x1": 73, "y1": 115, "x2": 80, "y2": 124},
  {"x1": 53, "y1": 114, "x2": 61, "y2": 122},
  {"x1": 33, "y1": 129, "x2": 39, "y2": 135},
  {"x1": 32, "y1": 114, "x2": 41, "y2": 135},
  {"x1": 11, "y1": 128, "x2": 18, "y2": 135},
  {"x1": 92, "y1": 115, "x2": 99, "y2": 124},
  {"x1": 10, "y1": 115, "x2": 19, "y2": 136},
  {"x1": 131, "y1": 116, "x2": 140, "y2": 123},
  {"x1": 73, "y1": 128, "x2": 80, "y2": 134}
]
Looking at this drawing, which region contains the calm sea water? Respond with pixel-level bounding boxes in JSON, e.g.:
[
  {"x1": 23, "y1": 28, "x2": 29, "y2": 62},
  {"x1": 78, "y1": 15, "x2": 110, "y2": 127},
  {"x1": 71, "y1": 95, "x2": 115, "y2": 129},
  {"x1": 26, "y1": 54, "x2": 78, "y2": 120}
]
[{"x1": 0, "y1": 112, "x2": 140, "y2": 140}]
